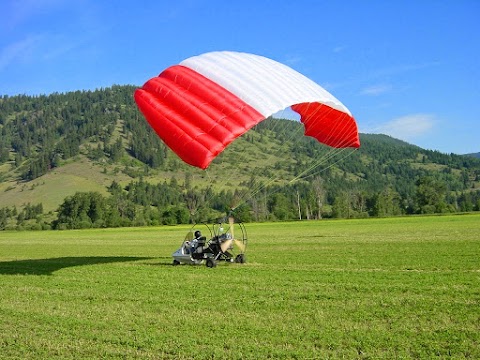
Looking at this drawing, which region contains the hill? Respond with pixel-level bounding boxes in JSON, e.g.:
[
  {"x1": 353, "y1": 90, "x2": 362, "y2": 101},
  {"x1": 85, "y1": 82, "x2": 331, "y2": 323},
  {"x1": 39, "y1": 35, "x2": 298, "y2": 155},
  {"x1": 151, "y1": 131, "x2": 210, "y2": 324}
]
[
  {"x1": 1, "y1": 86, "x2": 480, "y2": 228},
  {"x1": 465, "y1": 152, "x2": 480, "y2": 159}
]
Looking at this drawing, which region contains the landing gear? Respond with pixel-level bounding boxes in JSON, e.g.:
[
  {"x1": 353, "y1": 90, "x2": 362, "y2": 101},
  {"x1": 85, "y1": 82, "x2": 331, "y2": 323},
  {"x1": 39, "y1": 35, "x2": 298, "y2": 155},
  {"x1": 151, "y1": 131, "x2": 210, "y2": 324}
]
[
  {"x1": 234, "y1": 254, "x2": 246, "y2": 264},
  {"x1": 205, "y1": 258, "x2": 217, "y2": 268}
]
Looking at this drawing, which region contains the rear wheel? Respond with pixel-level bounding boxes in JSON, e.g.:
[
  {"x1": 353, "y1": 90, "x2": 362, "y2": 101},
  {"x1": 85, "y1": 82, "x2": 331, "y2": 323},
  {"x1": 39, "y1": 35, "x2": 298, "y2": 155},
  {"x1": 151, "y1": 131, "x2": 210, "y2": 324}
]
[{"x1": 206, "y1": 258, "x2": 217, "y2": 268}]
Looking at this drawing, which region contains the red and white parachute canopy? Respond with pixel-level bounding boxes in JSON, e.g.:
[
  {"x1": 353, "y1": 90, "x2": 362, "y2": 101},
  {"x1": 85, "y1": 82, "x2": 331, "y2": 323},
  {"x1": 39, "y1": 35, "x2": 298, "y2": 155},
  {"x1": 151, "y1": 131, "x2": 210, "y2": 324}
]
[{"x1": 134, "y1": 51, "x2": 360, "y2": 169}]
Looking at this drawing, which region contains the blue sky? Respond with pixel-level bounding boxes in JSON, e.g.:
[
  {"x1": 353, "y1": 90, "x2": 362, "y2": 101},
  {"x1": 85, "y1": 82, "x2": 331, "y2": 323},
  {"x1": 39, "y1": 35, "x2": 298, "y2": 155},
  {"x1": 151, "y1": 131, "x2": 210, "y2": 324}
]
[{"x1": 1, "y1": 0, "x2": 479, "y2": 154}]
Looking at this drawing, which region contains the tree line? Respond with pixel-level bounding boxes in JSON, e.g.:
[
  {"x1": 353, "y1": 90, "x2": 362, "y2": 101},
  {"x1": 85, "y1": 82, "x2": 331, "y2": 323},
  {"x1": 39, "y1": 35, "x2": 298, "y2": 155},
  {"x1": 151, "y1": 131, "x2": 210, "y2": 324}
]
[{"x1": 1, "y1": 174, "x2": 479, "y2": 230}]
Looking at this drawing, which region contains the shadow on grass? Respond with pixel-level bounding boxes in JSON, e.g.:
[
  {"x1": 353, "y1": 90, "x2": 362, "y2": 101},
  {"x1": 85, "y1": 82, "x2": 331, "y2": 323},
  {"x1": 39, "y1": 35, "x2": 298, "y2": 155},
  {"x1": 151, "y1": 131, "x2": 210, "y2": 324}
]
[
  {"x1": 0, "y1": 256, "x2": 152, "y2": 276},
  {"x1": 144, "y1": 257, "x2": 177, "y2": 267}
]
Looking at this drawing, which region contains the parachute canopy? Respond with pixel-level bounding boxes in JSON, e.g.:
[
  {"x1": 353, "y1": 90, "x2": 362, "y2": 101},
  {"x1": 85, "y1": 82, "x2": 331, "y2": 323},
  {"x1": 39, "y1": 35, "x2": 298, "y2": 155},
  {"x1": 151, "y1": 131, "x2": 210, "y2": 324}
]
[{"x1": 134, "y1": 51, "x2": 360, "y2": 169}]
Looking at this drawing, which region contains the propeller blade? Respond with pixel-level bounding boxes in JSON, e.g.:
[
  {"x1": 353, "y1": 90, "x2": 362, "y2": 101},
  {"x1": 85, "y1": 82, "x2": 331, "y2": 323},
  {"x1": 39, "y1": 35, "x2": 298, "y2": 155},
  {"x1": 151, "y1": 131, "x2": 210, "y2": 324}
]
[
  {"x1": 228, "y1": 216, "x2": 235, "y2": 239},
  {"x1": 220, "y1": 239, "x2": 233, "y2": 253},
  {"x1": 234, "y1": 239, "x2": 246, "y2": 253}
]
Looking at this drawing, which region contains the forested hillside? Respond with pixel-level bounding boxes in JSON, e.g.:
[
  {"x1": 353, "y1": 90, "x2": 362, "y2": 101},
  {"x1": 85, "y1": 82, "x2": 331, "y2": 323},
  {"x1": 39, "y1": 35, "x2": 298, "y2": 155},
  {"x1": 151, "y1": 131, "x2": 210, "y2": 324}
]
[{"x1": 1, "y1": 86, "x2": 480, "y2": 230}]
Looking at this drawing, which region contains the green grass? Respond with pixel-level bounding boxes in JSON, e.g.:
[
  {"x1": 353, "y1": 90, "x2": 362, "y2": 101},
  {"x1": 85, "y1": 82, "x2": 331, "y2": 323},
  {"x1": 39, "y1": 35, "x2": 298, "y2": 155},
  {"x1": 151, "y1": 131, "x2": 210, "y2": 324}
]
[{"x1": 1, "y1": 214, "x2": 479, "y2": 359}]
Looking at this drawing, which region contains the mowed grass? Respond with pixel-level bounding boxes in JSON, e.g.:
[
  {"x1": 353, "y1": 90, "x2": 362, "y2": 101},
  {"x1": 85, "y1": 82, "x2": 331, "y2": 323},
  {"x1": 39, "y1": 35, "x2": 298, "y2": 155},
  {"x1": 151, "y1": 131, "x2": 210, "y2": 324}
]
[{"x1": 0, "y1": 215, "x2": 479, "y2": 359}]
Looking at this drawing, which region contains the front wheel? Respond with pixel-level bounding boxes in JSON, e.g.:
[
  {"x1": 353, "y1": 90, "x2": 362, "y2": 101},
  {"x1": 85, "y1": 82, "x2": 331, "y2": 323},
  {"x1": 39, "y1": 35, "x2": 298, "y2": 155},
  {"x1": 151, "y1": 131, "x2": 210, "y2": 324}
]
[
  {"x1": 173, "y1": 259, "x2": 180, "y2": 266},
  {"x1": 235, "y1": 254, "x2": 246, "y2": 264}
]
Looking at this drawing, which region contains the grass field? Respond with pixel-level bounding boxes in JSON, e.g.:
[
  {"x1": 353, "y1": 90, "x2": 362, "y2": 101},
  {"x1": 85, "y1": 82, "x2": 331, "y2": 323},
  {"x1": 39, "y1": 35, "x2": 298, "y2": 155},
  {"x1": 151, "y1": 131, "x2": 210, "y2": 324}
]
[{"x1": 1, "y1": 214, "x2": 479, "y2": 359}]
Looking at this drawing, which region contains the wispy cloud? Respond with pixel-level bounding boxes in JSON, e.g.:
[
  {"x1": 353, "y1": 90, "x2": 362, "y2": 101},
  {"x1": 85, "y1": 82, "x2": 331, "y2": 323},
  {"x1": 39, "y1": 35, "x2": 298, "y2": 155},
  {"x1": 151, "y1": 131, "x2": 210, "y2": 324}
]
[
  {"x1": 0, "y1": 35, "x2": 42, "y2": 70},
  {"x1": 329, "y1": 61, "x2": 440, "y2": 93},
  {"x1": 7, "y1": 0, "x2": 64, "y2": 29},
  {"x1": 322, "y1": 61, "x2": 438, "y2": 94},
  {"x1": 360, "y1": 84, "x2": 392, "y2": 96},
  {"x1": 368, "y1": 114, "x2": 436, "y2": 140},
  {"x1": 333, "y1": 45, "x2": 347, "y2": 53},
  {"x1": 283, "y1": 54, "x2": 302, "y2": 66},
  {"x1": 0, "y1": 0, "x2": 104, "y2": 73},
  {"x1": 0, "y1": 32, "x2": 85, "y2": 72},
  {"x1": 369, "y1": 61, "x2": 441, "y2": 79}
]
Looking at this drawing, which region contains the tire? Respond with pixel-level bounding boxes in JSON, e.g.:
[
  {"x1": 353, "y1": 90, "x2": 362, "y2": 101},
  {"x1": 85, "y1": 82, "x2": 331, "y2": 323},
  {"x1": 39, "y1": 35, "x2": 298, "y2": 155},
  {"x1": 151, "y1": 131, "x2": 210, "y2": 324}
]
[
  {"x1": 235, "y1": 254, "x2": 246, "y2": 264},
  {"x1": 173, "y1": 260, "x2": 180, "y2": 266},
  {"x1": 206, "y1": 258, "x2": 217, "y2": 268}
]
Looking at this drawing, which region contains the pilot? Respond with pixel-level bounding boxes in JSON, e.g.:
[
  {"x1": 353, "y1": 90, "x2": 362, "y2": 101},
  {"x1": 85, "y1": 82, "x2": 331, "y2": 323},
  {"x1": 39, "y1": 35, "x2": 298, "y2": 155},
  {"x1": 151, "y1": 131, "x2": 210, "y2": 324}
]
[
  {"x1": 192, "y1": 230, "x2": 204, "y2": 254},
  {"x1": 184, "y1": 230, "x2": 201, "y2": 254}
]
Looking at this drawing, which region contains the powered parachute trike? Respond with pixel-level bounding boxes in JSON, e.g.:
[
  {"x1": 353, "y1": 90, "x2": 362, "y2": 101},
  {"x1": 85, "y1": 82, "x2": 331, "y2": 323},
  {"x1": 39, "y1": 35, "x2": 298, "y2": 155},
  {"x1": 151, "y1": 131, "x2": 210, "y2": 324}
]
[{"x1": 172, "y1": 216, "x2": 247, "y2": 268}]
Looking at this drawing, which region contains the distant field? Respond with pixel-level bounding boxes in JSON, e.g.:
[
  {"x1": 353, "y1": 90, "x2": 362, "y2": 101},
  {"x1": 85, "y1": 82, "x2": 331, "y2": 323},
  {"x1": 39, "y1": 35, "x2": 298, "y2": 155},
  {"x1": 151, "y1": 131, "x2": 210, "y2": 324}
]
[{"x1": 1, "y1": 214, "x2": 479, "y2": 359}]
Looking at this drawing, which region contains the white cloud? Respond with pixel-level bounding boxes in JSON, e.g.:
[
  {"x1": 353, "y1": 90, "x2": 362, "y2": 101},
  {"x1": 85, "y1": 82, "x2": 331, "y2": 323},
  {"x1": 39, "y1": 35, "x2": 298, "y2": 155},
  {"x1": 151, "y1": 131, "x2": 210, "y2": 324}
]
[
  {"x1": 369, "y1": 114, "x2": 436, "y2": 140},
  {"x1": 360, "y1": 84, "x2": 392, "y2": 96}
]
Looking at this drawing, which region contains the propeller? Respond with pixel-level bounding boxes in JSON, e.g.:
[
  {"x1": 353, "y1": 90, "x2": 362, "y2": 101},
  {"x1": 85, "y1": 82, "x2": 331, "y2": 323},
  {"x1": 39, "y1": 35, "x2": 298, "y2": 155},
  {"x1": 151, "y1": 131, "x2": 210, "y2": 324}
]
[
  {"x1": 233, "y1": 239, "x2": 246, "y2": 253},
  {"x1": 219, "y1": 216, "x2": 246, "y2": 254},
  {"x1": 220, "y1": 216, "x2": 235, "y2": 253}
]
